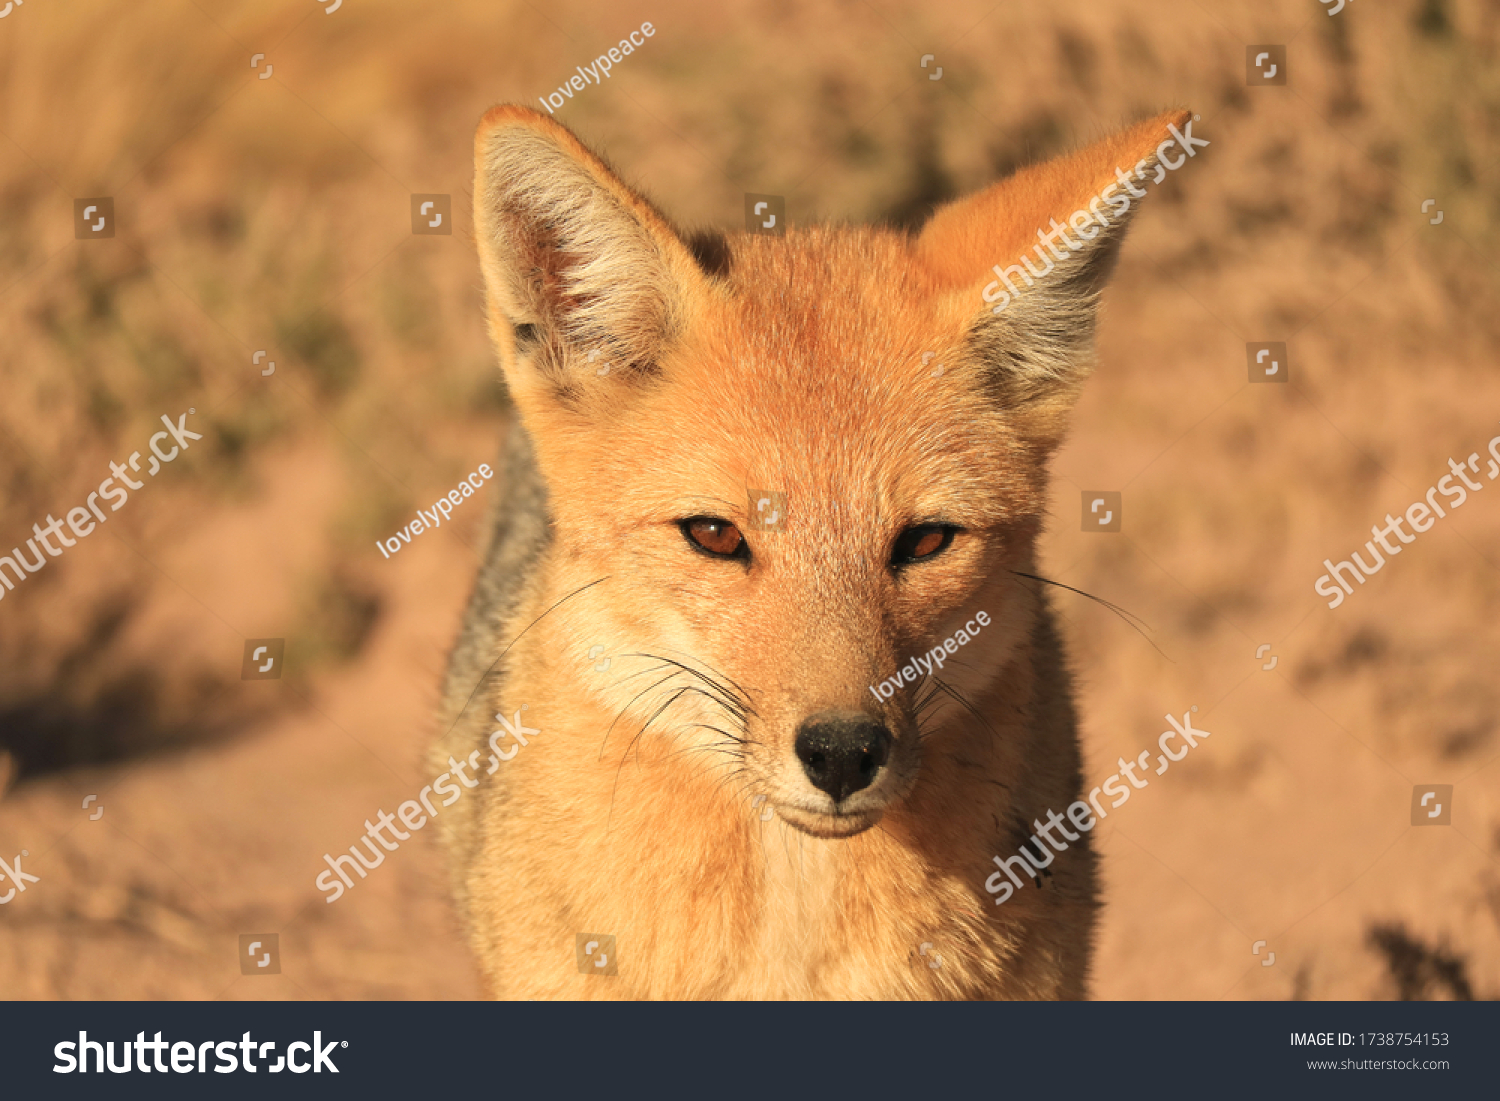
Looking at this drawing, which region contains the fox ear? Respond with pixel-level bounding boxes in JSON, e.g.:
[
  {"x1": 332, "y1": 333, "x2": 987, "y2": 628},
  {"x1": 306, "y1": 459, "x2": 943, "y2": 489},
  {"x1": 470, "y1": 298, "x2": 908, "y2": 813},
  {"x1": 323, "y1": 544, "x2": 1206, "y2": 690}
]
[
  {"x1": 472, "y1": 106, "x2": 709, "y2": 409},
  {"x1": 916, "y1": 109, "x2": 1198, "y2": 444}
]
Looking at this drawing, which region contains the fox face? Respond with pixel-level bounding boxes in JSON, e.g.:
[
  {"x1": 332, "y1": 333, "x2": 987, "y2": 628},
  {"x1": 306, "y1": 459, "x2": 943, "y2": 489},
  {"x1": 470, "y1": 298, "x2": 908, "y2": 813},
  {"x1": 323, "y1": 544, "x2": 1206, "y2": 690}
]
[
  {"x1": 472, "y1": 107, "x2": 1190, "y2": 852},
  {"x1": 523, "y1": 232, "x2": 1066, "y2": 841}
]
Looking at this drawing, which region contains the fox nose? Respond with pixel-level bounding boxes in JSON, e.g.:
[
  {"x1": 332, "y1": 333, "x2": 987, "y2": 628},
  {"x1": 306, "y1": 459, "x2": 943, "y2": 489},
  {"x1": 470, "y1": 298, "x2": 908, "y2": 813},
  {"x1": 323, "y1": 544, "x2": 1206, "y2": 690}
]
[{"x1": 794, "y1": 712, "x2": 893, "y2": 803}]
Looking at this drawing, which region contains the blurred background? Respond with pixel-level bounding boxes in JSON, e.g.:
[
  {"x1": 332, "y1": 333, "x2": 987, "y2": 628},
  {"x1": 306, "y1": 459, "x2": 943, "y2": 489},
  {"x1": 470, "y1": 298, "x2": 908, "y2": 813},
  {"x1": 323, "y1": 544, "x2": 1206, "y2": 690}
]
[{"x1": 1, "y1": 0, "x2": 1497, "y2": 999}]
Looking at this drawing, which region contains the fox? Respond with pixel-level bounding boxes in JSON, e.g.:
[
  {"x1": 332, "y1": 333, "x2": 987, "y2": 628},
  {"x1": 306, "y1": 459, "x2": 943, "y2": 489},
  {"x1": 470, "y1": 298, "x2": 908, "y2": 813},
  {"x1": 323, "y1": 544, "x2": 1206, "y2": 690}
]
[{"x1": 433, "y1": 103, "x2": 1197, "y2": 999}]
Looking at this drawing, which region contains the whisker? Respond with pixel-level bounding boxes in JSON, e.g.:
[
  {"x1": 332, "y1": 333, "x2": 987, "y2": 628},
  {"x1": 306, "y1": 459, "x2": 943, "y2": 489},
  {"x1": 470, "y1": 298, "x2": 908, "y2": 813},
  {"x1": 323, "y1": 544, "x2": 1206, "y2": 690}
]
[
  {"x1": 674, "y1": 688, "x2": 753, "y2": 729},
  {"x1": 1011, "y1": 569, "x2": 1151, "y2": 630},
  {"x1": 662, "y1": 738, "x2": 746, "y2": 766},
  {"x1": 620, "y1": 654, "x2": 751, "y2": 721},
  {"x1": 716, "y1": 771, "x2": 757, "y2": 799},
  {"x1": 607, "y1": 682, "x2": 717, "y2": 829},
  {"x1": 627, "y1": 686, "x2": 700, "y2": 765},
  {"x1": 598, "y1": 671, "x2": 683, "y2": 760},
  {"x1": 1009, "y1": 569, "x2": 1172, "y2": 662},
  {"x1": 679, "y1": 721, "x2": 756, "y2": 747},
  {"x1": 595, "y1": 649, "x2": 758, "y2": 833},
  {"x1": 663, "y1": 647, "x2": 759, "y2": 706},
  {"x1": 645, "y1": 650, "x2": 760, "y2": 719},
  {"x1": 932, "y1": 676, "x2": 999, "y2": 738},
  {"x1": 440, "y1": 575, "x2": 610, "y2": 736}
]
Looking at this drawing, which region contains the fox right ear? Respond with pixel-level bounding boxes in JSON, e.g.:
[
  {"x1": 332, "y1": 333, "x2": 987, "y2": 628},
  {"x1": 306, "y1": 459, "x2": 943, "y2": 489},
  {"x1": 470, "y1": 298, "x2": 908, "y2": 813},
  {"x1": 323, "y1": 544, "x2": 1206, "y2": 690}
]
[
  {"x1": 915, "y1": 110, "x2": 1200, "y2": 449},
  {"x1": 472, "y1": 106, "x2": 709, "y2": 411}
]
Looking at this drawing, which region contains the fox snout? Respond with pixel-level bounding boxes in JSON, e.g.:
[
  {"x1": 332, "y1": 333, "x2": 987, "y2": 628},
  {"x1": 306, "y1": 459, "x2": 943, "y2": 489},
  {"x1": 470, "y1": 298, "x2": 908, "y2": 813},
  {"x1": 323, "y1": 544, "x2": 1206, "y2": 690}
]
[
  {"x1": 765, "y1": 704, "x2": 913, "y2": 839},
  {"x1": 794, "y1": 711, "x2": 893, "y2": 802}
]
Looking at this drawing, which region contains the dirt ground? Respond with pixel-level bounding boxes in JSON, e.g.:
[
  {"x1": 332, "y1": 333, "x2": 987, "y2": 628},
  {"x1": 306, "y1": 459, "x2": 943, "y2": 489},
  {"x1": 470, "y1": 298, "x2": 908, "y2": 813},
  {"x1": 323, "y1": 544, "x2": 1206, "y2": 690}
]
[{"x1": 1, "y1": 0, "x2": 1498, "y2": 1000}]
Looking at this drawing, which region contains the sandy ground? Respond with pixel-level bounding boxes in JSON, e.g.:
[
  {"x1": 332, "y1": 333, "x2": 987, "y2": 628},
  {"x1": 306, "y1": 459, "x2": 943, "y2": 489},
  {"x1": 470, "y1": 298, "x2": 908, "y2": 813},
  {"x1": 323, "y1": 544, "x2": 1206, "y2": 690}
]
[{"x1": 0, "y1": 435, "x2": 489, "y2": 999}]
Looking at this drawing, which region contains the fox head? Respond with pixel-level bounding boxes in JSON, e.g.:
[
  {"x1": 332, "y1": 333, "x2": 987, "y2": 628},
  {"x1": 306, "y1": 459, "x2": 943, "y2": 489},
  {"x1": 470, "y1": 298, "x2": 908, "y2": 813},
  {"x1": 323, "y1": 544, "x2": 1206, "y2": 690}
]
[{"x1": 472, "y1": 105, "x2": 1194, "y2": 841}]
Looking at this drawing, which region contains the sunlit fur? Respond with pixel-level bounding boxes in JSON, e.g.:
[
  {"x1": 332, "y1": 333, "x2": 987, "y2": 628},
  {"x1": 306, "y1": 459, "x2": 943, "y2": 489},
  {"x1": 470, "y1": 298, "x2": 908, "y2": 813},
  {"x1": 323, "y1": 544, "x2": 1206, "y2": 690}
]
[{"x1": 434, "y1": 104, "x2": 1191, "y2": 999}]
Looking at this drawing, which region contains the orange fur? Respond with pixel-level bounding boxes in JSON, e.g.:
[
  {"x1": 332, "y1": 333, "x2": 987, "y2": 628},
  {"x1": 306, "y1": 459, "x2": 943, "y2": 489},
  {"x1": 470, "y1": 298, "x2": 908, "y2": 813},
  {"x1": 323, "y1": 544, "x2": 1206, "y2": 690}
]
[{"x1": 436, "y1": 105, "x2": 1194, "y2": 998}]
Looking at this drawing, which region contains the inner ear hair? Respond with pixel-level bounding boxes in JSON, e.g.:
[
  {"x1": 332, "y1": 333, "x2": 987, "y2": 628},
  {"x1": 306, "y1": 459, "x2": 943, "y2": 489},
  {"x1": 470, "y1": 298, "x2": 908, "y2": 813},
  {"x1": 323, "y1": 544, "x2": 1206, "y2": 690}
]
[
  {"x1": 475, "y1": 115, "x2": 690, "y2": 382},
  {"x1": 684, "y1": 228, "x2": 733, "y2": 280},
  {"x1": 512, "y1": 322, "x2": 540, "y2": 353},
  {"x1": 968, "y1": 223, "x2": 1126, "y2": 409}
]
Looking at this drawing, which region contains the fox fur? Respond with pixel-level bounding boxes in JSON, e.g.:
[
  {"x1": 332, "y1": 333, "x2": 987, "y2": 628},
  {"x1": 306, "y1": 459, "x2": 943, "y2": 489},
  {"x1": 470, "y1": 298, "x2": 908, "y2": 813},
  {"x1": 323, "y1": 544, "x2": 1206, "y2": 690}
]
[{"x1": 434, "y1": 104, "x2": 1194, "y2": 999}]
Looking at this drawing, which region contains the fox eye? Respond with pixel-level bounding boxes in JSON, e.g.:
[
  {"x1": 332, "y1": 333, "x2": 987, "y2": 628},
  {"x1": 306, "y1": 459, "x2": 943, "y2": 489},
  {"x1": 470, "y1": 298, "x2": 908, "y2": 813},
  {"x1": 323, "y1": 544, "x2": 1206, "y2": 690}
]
[
  {"x1": 681, "y1": 517, "x2": 747, "y2": 560},
  {"x1": 891, "y1": 524, "x2": 956, "y2": 566}
]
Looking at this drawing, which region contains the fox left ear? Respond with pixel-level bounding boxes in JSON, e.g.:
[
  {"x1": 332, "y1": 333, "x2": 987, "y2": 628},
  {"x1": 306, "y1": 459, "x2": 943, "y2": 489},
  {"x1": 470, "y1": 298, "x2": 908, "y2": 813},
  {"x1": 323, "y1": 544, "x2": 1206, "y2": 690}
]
[
  {"x1": 915, "y1": 109, "x2": 1201, "y2": 446},
  {"x1": 472, "y1": 105, "x2": 712, "y2": 412}
]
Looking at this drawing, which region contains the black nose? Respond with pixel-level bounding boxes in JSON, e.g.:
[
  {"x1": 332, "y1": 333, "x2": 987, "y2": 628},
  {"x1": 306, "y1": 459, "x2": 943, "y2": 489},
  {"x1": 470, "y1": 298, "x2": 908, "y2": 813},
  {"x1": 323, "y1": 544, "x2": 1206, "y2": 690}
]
[{"x1": 794, "y1": 713, "x2": 893, "y2": 803}]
